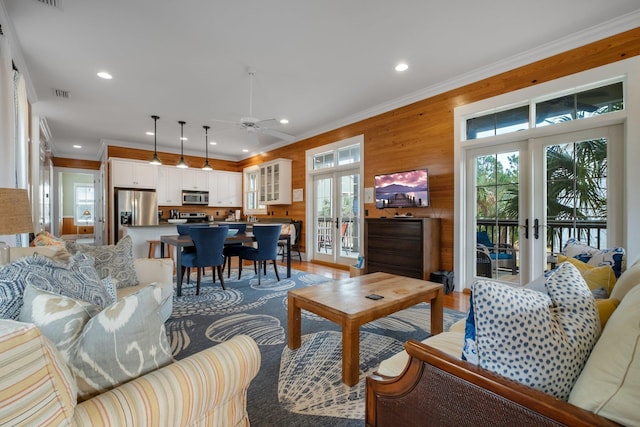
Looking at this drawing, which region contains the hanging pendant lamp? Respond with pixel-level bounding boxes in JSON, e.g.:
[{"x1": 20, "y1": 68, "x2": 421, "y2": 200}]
[
  {"x1": 202, "y1": 125, "x2": 213, "y2": 170},
  {"x1": 149, "y1": 115, "x2": 162, "y2": 165},
  {"x1": 176, "y1": 120, "x2": 188, "y2": 168}
]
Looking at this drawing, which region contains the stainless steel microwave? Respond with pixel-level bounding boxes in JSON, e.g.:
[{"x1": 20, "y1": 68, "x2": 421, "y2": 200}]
[{"x1": 182, "y1": 190, "x2": 209, "y2": 205}]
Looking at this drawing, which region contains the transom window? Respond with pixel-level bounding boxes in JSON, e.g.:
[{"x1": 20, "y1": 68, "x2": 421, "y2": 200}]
[
  {"x1": 466, "y1": 81, "x2": 623, "y2": 140},
  {"x1": 313, "y1": 144, "x2": 360, "y2": 170}
]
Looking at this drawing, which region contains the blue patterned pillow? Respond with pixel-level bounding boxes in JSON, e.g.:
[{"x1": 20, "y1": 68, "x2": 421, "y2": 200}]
[
  {"x1": 0, "y1": 258, "x2": 34, "y2": 319},
  {"x1": 563, "y1": 238, "x2": 625, "y2": 278},
  {"x1": 471, "y1": 262, "x2": 600, "y2": 400},
  {"x1": 33, "y1": 253, "x2": 115, "y2": 308},
  {"x1": 461, "y1": 293, "x2": 477, "y2": 363}
]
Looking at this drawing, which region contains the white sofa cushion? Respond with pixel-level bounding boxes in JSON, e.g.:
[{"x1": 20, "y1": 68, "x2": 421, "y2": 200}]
[
  {"x1": 569, "y1": 284, "x2": 640, "y2": 426},
  {"x1": 376, "y1": 331, "x2": 464, "y2": 377}
]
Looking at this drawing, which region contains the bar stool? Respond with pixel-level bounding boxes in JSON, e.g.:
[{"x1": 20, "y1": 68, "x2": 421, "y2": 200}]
[{"x1": 147, "y1": 240, "x2": 175, "y2": 271}]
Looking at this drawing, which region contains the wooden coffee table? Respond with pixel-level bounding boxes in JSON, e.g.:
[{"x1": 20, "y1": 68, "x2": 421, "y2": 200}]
[{"x1": 287, "y1": 272, "x2": 443, "y2": 386}]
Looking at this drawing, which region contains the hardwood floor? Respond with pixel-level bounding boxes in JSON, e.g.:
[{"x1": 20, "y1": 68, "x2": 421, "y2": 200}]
[{"x1": 280, "y1": 259, "x2": 470, "y2": 313}]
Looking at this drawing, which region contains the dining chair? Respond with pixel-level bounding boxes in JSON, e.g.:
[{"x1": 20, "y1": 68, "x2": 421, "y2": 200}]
[
  {"x1": 181, "y1": 225, "x2": 228, "y2": 294},
  {"x1": 222, "y1": 223, "x2": 248, "y2": 278},
  {"x1": 238, "y1": 224, "x2": 282, "y2": 285},
  {"x1": 177, "y1": 224, "x2": 210, "y2": 284},
  {"x1": 278, "y1": 220, "x2": 302, "y2": 262}
]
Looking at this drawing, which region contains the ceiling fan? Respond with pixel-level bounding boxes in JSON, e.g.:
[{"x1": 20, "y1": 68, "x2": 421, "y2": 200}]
[{"x1": 213, "y1": 68, "x2": 295, "y2": 145}]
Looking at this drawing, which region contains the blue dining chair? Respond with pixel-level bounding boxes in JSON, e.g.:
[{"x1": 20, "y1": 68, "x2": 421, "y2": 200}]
[
  {"x1": 238, "y1": 224, "x2": 282, "y2": 285},
  {"x1": 176, "y1": 224, "x2": 211, "y2": 283},
  {"x1": 222, "y1": 223, "x2": 248, "y2": 278},
  {"x1": 181, "y1": 225, "x2": 228, "y2": 294}
]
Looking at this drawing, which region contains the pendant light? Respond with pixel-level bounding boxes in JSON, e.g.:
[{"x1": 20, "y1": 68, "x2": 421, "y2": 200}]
[
  {"x1": 149, "y1": 115, "x2": 162, "y2": 165},
  {"x1": 176, "y1": 120, "x2": 188, "y2": 169},
  {"x1": 202, "y1": 125, "x2": 213, "y2": 170}
]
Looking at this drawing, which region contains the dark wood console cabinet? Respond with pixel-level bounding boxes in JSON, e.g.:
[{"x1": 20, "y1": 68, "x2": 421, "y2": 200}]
[{"x1": 364, "y1": 218, "x2": 440, "y2": 281}]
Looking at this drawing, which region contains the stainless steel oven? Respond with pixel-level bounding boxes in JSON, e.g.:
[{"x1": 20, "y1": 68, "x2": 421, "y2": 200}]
[{"x1": 182, "y1": 190, "x2": 209, "y2": 205}]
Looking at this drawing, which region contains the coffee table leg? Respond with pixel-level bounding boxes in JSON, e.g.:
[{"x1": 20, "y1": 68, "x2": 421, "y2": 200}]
[
  {"x1": 430, "y1": 289, "x2": 444, "y2": 334},
  {"x1": 288, "y1": 294, "x2": 301, "y2": 349},
  {"x1": 342, "y1": 322, "x2": 359, "y2": 386}
]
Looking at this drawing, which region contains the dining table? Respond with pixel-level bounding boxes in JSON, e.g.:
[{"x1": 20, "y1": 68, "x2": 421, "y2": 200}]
[{"x1": 160, "y1": 232, "x2": 291, "y2": 297}]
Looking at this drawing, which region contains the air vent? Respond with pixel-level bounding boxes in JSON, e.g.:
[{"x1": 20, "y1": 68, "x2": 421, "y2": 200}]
[
  {"x1": 53, "y1": 88, "x2": 70, "y2": 99},
  {"x1": 35, "y1": 0, "x2": 62, "y2": 8}
]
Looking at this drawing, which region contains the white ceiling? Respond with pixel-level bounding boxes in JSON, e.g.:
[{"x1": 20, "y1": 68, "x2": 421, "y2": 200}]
[{"x1": 3, "y1": 0, "x2": 640, "y2": 162}]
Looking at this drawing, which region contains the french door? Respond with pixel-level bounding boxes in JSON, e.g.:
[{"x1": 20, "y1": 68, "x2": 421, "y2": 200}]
[
  {"x1": 465, "y1": 124, "x2": 621, "y2": 285},
  {"x1": 313, "y1": 169, "x2": 361, "y2": 266}
]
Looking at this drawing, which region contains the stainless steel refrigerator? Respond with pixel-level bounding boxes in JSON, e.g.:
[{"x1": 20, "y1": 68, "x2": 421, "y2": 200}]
[{"x1": 115, "y1": 189, "x2": 158, "y2": 243}]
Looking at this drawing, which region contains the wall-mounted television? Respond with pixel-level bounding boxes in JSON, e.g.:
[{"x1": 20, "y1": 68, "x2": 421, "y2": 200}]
[{"x1": 374, "y1": 168, "x2": 430, "y2": 208}]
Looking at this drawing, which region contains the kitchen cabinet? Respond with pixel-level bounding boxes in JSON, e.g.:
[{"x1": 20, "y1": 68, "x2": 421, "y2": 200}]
[
  {"x1": 259, "y1": 158, "x2": 291, "y2": 205},
  {"x1": 209, "y1": 171, "x2": 242, "y2": 207},
  {"x1": 182, "y1": 169, "x2": 209, "y2": 191},
  {"x1": 364, "y1": 218, "x2": 441, "y2": 281},
  {"x1": 156, "y1": 166, "x2": 183, "y2": 205},
  {"x1": 111, "y1": 159, "x2": 157, "y2": 189}
]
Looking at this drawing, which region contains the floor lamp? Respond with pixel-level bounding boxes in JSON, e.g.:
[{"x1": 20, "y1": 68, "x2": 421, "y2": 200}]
[{"x1": 0, "y1": 188, "x2": 34, "y2": 266}]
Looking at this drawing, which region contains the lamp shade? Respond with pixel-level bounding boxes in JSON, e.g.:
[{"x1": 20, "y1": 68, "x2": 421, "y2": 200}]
[{"x1": 0, "y1": 188, "x2": 34, "y2": 235}]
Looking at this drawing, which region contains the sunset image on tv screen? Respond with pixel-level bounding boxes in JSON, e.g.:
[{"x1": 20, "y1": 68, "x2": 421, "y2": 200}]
[{"x1": 375, "y1": 169, "x2": 429, "y2": 208}]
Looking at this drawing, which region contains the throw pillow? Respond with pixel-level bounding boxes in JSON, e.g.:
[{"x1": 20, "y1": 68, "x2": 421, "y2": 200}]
[
  {"x1": 0, "y1": 319, "x2": 77, "y2": 425},
  {"x1": 557, "y1": 254, "x2": 617, "y2": 296},
  {"x1": 563, "y1": 238, "x2": 625, "y2": 278},
  {"x1": 67, "y1": 235, "x2": 138, "y2": 288},
  {"x1": 25, "y1": 253, "x2": 115, "y2": 308},
  {"x1": 69, "y1": 284, "x2": 173, "y2": 400},
  {"x1": 19, "y1": 285, "x2": 100, "y2": 359},
  {"x1": 471, "y1": 262, "x2": 600, "y2": 400},
  {"x1": 0, "y1": 258, "x2": 33, "y2": 319},
  {"x1": 32, "y1": 230, "x2": 66, "y2": 247},
  {"x1": 594, "y1": 298, "x2": 619, "y2": 328},
  {"x1": 461, "y1": 293, "x2": 477, "y2": 364}
]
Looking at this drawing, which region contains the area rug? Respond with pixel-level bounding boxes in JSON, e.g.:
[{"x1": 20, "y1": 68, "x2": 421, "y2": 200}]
[{"x1": 166, "y1": 267, "x2": 466, "y2": 426}]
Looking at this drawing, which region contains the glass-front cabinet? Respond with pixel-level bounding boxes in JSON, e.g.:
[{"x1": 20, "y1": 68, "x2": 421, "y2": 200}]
[{"x1": 258, "y1": 158, "x2": 291, "y2": 204}]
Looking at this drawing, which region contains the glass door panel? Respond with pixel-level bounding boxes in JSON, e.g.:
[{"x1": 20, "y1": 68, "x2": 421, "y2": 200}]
[
  {"x1": 470, "y1": 143, "x2": 527, "y2": 285},
  {"x1": 314, "y1": 174, "x2": 334, "y2": 263},
  {"x1": 337, "y1": 171, "x2": 360, "y2": 265}
]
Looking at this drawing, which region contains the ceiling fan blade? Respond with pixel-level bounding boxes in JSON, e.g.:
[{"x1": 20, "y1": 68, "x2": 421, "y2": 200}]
[
  {"x1": 256, "y1": 118, "x2": 278, "y2": 127},
  {"x1": 262, "y1": 128, "x2": 296, "y2": 142}
]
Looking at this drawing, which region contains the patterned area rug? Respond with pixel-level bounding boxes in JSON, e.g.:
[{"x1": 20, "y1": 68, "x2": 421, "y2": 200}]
[{"x1": 166, "y1": 267, "x2": 465, "y2": 426}]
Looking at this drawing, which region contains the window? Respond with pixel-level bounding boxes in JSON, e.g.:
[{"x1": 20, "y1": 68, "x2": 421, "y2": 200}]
[
  {"x1": 465, "y1": 81, "x2": 624, "y2": 140},
  {"x1": 74, "y1": 184, "x2": 94, "y2": 226},
  {"x1": 243, "y1": 166, "x2": 266, "y2": 214}
]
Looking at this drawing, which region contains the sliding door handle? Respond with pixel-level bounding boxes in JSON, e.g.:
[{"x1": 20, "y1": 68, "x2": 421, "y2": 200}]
[{"x1": 534, "y1": 218, "x2": 539, "y2": 240}]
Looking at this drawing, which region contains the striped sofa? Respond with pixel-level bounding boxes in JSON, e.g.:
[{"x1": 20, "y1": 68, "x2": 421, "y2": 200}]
[{"x1": 0, "y1": 320, "x2": 261, "y2": 426}]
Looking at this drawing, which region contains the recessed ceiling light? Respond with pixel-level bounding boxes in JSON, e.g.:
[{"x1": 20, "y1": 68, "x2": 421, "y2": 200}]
[
  {"x1": 73, "y1": 144, "x2": 82, "y2": 149},
  {"x1": 181, "y1": 137, "x2": 188, "y2": 141},
  {"x1": 395, "y1": 63, "x2": 409, "y2": 72},
  {"x1": 242, "y1": 149, "x2": 249, "y2": 153},
  {"x1": 97, "y1": 71, "x2": 112, "y2": 79},
  {"x1": 146, "y1": 131, "x2": 154, "y2": 136},
  {"x1": 210, "y1": 141, "x2": 217, "y2": 145},
  {"x1": 280, "y1": 119, "x2": 289, "y2": 124}
]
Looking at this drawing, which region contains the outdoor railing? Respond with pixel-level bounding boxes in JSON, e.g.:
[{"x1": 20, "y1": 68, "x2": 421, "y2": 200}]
[
  {"x1": 316, "y1": 217, "x2": 359, "y2": 255},
  {"x1": 476, "y1": 219, "x2": 608, "y2": 253}
]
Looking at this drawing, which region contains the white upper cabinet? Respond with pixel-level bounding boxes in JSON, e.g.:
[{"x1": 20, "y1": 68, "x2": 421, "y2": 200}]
[
  {"x1": 209, "y1": 171, "x2": 242, "y2": 207},
  {"x1": 182, "y1": 169, "x2": 209, "y2": 191},
  {"x1": 157, "y1": 166, "x2": 183, "y2": 205},
  {"x1": 111, "y1": 159, "x2": 158, "y2": 189},
  {"x1": 259, "y1": 158, "x2": 291, "y2": 205}
]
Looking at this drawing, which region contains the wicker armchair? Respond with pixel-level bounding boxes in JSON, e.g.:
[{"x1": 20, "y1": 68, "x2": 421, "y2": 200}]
[{"x1": 366, "y1": 340, "x2": 619, "y2": 427}]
